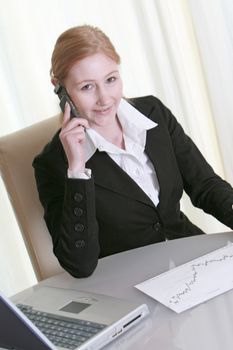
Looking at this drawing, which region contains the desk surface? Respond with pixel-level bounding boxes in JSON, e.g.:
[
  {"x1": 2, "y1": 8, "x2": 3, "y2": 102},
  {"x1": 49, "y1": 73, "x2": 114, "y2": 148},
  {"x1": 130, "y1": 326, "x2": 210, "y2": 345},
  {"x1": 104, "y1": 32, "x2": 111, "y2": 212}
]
[{"x1": 13, "y1": 232, "x2": 233, "y2": 350}]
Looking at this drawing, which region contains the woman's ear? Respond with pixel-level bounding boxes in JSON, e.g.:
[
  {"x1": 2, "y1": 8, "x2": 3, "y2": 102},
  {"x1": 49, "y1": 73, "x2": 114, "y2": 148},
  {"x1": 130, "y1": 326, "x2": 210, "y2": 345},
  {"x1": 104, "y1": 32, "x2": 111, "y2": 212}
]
[{"x1": 51, "y1": 77, "x2": 58, "y2": 86}]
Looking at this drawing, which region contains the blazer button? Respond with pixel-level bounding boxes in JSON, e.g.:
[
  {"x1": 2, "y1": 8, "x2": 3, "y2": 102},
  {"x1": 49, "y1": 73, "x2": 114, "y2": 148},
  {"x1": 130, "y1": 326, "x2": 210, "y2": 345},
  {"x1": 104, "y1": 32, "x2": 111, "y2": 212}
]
[
  {"x1": 153, "y1": 222, "x2": 161, "y2": 231},
  {"x1": 74, "y1": 193, "x2": 83, "y2": 202},
  {"x1": 74, "y1": 207, "x2": 83, "y2": 216},
  {"x1": 75, "y1": 240, "x2": 85, "y2": 248},
  {"x1": 74, "y1": 223, "x2": 84, "y2": 232}
]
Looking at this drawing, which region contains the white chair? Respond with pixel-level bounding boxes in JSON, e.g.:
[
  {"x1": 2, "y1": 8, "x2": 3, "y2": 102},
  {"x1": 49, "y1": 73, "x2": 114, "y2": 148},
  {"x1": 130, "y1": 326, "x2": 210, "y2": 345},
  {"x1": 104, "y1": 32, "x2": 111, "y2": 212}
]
[{"x1": 0, "y1": 115, "x2": 64, "y2": 281}]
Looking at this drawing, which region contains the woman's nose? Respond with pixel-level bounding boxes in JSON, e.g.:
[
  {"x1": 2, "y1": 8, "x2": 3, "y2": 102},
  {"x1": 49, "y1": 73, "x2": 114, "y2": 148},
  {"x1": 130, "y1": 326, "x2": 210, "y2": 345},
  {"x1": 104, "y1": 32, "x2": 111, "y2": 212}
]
[{"x1": 96, "y1": 86, "x2": 109, "y2": 105}]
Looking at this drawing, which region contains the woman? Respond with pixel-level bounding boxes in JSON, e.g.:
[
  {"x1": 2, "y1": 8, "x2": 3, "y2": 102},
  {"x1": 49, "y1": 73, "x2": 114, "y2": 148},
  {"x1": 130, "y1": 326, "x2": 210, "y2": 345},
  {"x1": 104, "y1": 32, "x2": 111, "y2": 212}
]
[{"x1": 33, "y1": 25, "x2": 233, "y2": 278}]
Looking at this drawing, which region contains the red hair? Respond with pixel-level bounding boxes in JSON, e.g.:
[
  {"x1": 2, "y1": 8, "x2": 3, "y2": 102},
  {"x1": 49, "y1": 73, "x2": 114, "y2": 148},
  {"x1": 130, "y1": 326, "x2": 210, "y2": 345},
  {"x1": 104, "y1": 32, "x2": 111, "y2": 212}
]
[{"x1": 50, "y1": 25, "x2": 121, "y2": 83}]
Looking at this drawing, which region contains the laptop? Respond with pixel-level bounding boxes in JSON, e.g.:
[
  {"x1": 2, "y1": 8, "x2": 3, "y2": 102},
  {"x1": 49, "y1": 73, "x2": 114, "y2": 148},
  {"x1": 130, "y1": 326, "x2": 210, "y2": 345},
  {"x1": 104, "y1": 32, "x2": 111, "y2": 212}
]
[{"x1": 0, "y1": 286, "x2": 149, "y2": 350}]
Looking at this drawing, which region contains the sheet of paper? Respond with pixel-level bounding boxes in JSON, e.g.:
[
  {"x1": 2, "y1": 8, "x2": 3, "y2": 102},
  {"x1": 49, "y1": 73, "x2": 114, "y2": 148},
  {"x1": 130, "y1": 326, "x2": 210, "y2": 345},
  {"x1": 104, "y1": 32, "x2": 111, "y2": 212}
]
[{"x1": 135, "y1": 243, "x2": 233, "y2": 313}]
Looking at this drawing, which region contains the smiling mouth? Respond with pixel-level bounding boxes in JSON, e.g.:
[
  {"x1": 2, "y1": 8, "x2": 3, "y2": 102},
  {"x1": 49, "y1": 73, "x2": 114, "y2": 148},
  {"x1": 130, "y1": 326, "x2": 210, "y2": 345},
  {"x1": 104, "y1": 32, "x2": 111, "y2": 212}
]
[{"x1": 94, "y1": 106, "x2": 112, "y2": 114}]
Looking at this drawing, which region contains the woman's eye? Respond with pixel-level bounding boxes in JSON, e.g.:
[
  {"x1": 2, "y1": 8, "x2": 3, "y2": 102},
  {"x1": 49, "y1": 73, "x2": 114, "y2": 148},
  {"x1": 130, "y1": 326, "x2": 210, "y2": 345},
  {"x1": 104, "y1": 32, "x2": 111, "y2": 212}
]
[
  {"x1": 106, "y1": 76, "x2": 116, "y2": 83},
  {"x1": 81, "y1": 84, "x2": 93, "y2": 91}
]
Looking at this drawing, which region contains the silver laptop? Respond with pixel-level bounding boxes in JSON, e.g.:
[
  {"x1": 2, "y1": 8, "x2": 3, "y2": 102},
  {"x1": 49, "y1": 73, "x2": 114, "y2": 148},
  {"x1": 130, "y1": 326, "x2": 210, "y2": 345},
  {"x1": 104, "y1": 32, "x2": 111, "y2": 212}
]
[{"x1": 0, "y1": 286, "x2": 149, "y2": 350}]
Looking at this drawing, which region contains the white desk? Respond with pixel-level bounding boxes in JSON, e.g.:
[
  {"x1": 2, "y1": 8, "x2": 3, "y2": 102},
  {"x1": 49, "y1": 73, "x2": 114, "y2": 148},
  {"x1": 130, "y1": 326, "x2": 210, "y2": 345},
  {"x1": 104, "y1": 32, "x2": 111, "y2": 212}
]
[{"x1": 12, "y1": 232, "x2": 233, "y2": 350}]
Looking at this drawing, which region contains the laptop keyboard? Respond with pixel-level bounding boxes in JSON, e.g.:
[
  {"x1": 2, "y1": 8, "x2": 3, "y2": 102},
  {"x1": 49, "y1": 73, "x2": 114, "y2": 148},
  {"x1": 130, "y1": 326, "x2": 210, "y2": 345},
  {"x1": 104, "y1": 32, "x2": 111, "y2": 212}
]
[{"x1": 17, "y1": 304, "x2": 107, "y2": 349}]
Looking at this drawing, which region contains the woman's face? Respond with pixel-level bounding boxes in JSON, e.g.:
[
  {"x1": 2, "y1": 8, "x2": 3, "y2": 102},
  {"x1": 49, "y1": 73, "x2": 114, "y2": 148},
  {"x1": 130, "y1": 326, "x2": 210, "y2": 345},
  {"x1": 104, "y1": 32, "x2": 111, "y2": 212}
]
[{"x1": 64, "y1": 53, "x2": 123, "y2": 129}]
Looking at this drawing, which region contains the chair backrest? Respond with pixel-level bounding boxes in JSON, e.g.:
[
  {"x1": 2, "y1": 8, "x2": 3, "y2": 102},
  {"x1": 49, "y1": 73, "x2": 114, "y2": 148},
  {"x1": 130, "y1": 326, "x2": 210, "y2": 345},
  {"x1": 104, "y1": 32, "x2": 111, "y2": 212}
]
[{"x1": 0, "y1": 116, "x2": 64, "y2": 281}]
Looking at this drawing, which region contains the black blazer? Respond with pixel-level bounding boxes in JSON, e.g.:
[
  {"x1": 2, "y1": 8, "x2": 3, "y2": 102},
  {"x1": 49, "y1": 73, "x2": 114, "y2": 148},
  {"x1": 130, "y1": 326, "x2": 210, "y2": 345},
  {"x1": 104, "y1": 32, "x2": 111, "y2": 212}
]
[{"x1": 33, "y1": 96, "x2": 233, "y2": 277}]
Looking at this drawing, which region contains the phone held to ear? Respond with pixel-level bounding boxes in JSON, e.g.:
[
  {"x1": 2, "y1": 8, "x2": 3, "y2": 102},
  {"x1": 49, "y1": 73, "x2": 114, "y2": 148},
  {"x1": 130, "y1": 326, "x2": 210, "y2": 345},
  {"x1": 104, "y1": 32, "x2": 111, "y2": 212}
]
[{"x1": 54, "y1": 83, "x2": 80, "y2": 118}]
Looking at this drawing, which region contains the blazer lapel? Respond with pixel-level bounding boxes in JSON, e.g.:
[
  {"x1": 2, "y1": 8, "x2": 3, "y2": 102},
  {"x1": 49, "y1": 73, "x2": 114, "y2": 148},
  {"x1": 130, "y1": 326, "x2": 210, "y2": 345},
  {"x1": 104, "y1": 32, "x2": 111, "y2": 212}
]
[
  {"x1": 145, "y1": 126, "x2": 170, "y2": 210},
  {"x1": 145, "y1": 119, "x2": 183, "y2": 212},
  {"x1": 129, "y1": 100, "x2": 171, "y2": 210},
  {"x1": 87, "y1": 151, "x2": 155, "y2": 207}
]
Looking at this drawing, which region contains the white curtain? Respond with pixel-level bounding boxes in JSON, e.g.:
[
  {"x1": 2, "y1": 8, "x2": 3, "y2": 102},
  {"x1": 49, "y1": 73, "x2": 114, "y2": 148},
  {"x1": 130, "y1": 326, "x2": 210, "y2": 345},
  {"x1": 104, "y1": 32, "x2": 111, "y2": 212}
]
[{"x1": 0, "y1": 0, "x2": 233, "y2": 296}]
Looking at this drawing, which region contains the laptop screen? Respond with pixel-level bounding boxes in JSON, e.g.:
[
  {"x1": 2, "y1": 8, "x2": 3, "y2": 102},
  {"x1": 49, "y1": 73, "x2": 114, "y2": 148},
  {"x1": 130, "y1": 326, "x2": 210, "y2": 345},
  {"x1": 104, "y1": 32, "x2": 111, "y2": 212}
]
[{"x1": 0, "y1": 293, "x2": 54, "y2": 350}]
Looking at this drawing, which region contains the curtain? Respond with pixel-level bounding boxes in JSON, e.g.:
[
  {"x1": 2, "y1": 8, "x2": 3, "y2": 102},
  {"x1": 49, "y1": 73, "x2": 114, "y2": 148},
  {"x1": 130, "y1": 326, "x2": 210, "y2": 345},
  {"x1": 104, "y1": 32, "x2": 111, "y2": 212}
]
[{"x1": 0, "y1": 0, "x2": 232, "y2": 296}]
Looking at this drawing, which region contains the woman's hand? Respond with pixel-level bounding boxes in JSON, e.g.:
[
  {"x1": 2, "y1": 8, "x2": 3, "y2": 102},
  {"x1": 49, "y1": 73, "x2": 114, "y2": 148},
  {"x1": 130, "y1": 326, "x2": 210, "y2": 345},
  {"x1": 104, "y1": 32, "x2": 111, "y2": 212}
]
[{"x1": 59, "y1": 103, "x2": 89, "y2": 173}]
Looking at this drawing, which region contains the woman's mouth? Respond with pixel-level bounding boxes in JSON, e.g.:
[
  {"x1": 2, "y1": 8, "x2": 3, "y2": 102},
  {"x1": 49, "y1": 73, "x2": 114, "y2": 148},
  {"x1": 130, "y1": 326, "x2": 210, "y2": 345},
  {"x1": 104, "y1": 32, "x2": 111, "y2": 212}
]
[{"x1": 93, "y1": 106, "x2": 112, "y2": 115}]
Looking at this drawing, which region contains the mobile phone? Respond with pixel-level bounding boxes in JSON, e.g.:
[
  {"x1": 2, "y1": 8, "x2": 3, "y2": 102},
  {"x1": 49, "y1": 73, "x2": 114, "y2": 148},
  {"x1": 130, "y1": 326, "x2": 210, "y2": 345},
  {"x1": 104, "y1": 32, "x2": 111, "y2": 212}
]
[{"x1": 54, "y1": 83, "x2": 80, "y2": 118}]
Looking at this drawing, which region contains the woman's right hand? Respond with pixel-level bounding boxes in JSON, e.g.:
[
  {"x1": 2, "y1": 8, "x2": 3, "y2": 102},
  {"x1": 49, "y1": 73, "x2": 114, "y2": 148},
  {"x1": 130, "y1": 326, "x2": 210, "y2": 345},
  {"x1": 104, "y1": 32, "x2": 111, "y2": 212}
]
[{"x1": 59, "y1": 103, "x2": 89, "y2": 173}]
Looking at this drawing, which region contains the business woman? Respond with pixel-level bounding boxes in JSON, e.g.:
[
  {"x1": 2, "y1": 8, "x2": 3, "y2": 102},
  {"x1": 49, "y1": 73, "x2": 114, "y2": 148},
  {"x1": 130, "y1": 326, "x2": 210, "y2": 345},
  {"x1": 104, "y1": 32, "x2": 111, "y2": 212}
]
[{"x1": 33, "y1": 25, "x2": 233, "y2": 278}]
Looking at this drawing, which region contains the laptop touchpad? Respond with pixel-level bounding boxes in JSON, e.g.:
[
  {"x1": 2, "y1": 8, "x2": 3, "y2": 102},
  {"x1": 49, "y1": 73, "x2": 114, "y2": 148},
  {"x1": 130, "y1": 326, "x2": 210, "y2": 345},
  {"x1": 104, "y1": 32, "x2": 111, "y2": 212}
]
[{"x1": 60, "y1": 301, "x2": 91, "y2": 314}]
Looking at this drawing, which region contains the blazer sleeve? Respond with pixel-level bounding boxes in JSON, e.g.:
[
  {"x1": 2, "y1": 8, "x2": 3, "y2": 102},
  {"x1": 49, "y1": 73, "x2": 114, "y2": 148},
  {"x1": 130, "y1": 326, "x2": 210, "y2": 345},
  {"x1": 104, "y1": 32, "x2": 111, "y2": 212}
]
[
  {"x1": 153, "y1": 96, "x2": 233, "y2": 229},
  {"x1": 32, "y1": 137, "x2": 100, "y2": 277}
]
